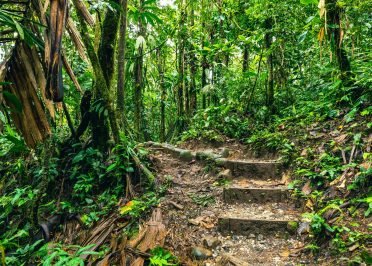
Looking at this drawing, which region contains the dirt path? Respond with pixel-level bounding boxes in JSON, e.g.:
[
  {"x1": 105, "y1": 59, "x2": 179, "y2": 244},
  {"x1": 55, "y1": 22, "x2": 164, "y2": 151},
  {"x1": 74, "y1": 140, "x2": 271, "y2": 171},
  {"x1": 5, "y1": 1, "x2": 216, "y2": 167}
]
[{"x1": 148, "y1": 142, "x2": 314, "y2": 266}]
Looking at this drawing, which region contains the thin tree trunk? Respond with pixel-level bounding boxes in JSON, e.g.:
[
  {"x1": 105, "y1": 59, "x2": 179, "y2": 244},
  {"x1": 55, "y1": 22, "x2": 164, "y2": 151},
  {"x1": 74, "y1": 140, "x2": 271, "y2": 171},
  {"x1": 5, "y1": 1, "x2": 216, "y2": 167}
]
[
  {"x1": 134, "y1": 2, "x2": 145, "y2": 140},
  {"x1": 177, "y1": 4, "x2": 185, "y2": 131},
  {"x1": 326, "y1": 0, "x2": 351, "y2": 83},
  {"x1": 265, "y1": 18, "x2": 274, "y2": 115},
  {"x1": 117, "y1": 0, "x2": 128, "y2": 124},
  {"x1": 62, "y1": 102, "x2": 76, "y2": 137},
  {"x1": 157, "y1": 49, "x2": 166, "y2": 142},
  {"x1": 243, "y1": 44, "x2": 249, "y2": 73},
  {"x1": 201, "y1": 53, "x2": 207, "y2": 109},
  {"x1": 189, "y1": 9, "x2": 197, "y2": 114}
]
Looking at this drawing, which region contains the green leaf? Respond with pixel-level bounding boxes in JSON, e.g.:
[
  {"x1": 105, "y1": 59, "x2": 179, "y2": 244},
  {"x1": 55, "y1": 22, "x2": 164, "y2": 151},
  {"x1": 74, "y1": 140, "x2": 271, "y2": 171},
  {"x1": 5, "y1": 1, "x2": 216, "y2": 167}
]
[
  {"x1": 13, "y1": 19, "x2": 24, "y2": 40},
  {"x1": 135, "y1": 35, "x2": 146, "y2": 50},
  {"x1": 300, "y1": 0, "x2": 318, "y2": 5},
  {"x1": 1, "y1": 91, "x2": 23, "y2": 113},
  {"x1": 298, "y1": 31, "x2": 308, "y2": 43}
]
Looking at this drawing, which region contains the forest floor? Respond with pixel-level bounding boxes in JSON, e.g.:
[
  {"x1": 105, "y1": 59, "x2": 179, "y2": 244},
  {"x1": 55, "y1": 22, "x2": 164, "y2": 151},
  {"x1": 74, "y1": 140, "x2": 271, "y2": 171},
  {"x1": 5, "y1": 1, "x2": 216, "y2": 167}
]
[{"x1": 148, "y1": 140, "x2": 325, "y2": 265}]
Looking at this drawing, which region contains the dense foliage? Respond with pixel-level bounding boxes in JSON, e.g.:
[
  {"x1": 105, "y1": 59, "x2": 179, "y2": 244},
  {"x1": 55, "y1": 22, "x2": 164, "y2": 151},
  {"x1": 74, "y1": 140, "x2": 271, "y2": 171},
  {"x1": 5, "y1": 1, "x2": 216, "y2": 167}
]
[{"x1": 0, "y1": 0, "x2": 371, "y2": 264}]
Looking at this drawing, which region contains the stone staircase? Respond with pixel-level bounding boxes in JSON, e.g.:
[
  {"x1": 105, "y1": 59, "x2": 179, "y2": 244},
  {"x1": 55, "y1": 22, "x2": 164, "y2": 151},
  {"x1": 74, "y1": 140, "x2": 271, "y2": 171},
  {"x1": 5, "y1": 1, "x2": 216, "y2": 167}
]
[
  {"x1": 146, "y1": 142, "x2": 301, "y2": 264},
  {"x1": 217, "y1": 157, "x2": 299, "y2": 236}
]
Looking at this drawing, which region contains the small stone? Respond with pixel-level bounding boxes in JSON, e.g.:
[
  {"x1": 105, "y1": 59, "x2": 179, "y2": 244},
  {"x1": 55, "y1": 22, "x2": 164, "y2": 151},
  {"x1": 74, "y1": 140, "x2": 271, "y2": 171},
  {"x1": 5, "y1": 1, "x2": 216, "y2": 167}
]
[
  {"x1": 220, "y1": 148, "x2": 230, "y2": 158},
  {"x1": 196, "y1": 151, "x2": 217, "y2": 160},
  {"x1": 190, "y1": 246, "x2": 213, "y2": 260},
  {"x1": 257, "y1": 234, "x2": 264, "y2": 241},
  {"x1": 203, "y1": 236, "x2": 222, "y2": 249},
  {"x1": 180, "y1": 150, "x2": 193, "y2": 161},
  {"x1": 217, "y1": 169, "x2": 232, "y2": 179},
  {"x1": 248, "y1": 233, "x2": 255, "y2": 239},
  {"x1": 223, "y1": 240, "x2": 234, "y2": 246}
]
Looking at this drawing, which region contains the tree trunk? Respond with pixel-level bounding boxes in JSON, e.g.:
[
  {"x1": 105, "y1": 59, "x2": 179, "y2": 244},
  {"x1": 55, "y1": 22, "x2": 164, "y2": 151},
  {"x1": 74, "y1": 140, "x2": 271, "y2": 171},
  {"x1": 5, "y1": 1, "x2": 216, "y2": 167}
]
[
  {"x1": 326, "y1": 0, "x2": 351, "y2": 83},
  {"x1": 265, "y1": 18, "x2": 274, "y2": 115},
  {"x1": 243, "y1": 44, "x2": 249, "y2": 73},
  {"x1": 98, "y1": 0, "x2": 120, "y2": 88},
  {"x1": 189, "y1": 7, "x2": 197, "y2": 114},
  {"x1": 177, "y1": 4, "x2": 186, "y2": 131},
  {"x1": 117, "y1": 0, "x2": 128, "y2": 125},
  {"x1": 201, "y1": 53, "x2": 207, "y2": 109},
  {"x1": 134, "y1": 2, "x2": 145, "y2": 140},
  {"x1": 157, "y1": 49, "x2": 166, "y2": 142},
  {"x1": 73, "y1": 0, "x2": 119, "y2": 151}
]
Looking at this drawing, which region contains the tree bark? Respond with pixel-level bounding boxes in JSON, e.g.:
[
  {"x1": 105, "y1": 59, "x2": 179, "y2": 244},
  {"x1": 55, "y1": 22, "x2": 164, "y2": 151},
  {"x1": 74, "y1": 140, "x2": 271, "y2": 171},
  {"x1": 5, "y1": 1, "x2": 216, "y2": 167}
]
[
  {"x1": 98, "y1": 0, "x2": 120, "y2": 88},
  {"x1": 265, "y1": 18, "x2": 274, "y2": 115},
  {"x1": 326, "y1": 0, "x2": 351, "y2": 83},
  {"x1": 134, "y1": 0, "x2": 145, "y2": 140},
  {"x1": 201, "y1": 53, "x2": 207, "y2": 109},
  {"x1": 157, "y1": 49, "x2": 166, "y2": 142},
  {"x1": 73, "y1": 0, "x2": 119, "y2": 151},
  {"x1": 117, "y1": 0, "x2": 128, "y2": 125},
  {"x1": 243, "y1": 44, "x2": 249, "y2": 73},
  {"x1": 189, "y1": 8, "x2": 197, "y2": 114},
  {"x1": 177, "y1": 4, "x2": 186, "y2": 131}
]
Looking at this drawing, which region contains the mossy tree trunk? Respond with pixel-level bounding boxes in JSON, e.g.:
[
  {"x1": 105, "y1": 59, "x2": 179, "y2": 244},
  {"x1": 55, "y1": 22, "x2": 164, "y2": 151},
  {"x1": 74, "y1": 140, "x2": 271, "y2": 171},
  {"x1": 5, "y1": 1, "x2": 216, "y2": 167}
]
[
  {"x1": 134, "y1": 0, "x2": 145, "y2": 140},
  {"x1": 117, "y1": 0, "x2": 128, "y2": 125},
  {"x1": 176, "y1": 2, "x2": 186, "y2": 132},
  {"x1": 73, "y1": 0, "x2": 119, "y2": 152},
  {"x1": 326, "y1": 0, "x2": 351, "y2": 85},
  {"x1": 265, "y1": 17, "x2": 274, "y2": 115}
]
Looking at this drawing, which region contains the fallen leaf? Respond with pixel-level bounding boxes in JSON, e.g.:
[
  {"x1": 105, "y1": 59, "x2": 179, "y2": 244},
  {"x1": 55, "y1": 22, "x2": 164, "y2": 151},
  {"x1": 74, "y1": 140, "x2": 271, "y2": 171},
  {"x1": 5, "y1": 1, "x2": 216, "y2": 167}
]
[
  {"x1": 335, "y1": 134, "x2": 348, "y2": 144},
  {"x1": 188, "y1": 217, "x2": 203, "y2": 226},
  {"x1": 348, "y1": 243, "x2": 360, "y2": 252},
  {"x1": 360, "y1": 162, "x2": 371, "y2": 170},
  {"x1": 120, "y1": 201, "x2": 135, "y2": 215},
  {"x1": 200, "y1": 221, "x2": 215, "y2": 229},
  {"x1": 305, "y1": 199, "x2": 314, "y2": 210},
  {"x1": 300, "y1": 149, "x2": 308, "y2": 156},
  {"x1": 280, "y1": 249, "x2": 290, "y2": 258},
  {"x1": 302, "y1": 181, "x2": 312, "y2": 195}
]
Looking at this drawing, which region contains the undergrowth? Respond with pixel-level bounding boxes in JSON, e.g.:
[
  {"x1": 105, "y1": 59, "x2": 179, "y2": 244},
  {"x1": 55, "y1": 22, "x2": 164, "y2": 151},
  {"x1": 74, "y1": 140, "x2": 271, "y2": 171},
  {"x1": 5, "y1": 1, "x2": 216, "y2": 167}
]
[
  {"x1": 0, "y1": 133, "x2": 173, "y2": 265},
  {"x1": 181, "y1": 80, "x2": 371, "y2": 263}
]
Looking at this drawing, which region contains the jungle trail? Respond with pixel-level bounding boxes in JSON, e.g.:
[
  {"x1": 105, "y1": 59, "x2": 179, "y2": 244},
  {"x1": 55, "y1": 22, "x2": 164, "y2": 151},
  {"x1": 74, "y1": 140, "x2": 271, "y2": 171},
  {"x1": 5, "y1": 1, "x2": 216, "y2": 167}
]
[{"x1": 0, "y1": 0, "x2": 371, "y2": 265}]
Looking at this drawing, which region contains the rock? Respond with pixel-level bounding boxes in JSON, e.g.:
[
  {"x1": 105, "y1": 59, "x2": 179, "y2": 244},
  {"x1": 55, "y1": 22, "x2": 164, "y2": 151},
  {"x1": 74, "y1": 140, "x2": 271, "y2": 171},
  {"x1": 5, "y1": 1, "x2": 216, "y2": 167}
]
[
  {"x1": 169, "y1": 201, "x2": 184, "y2": 210},
  {"x1": 248, "y1": 233, "x2": 255, "y2": 239},
  {"x1": 217, "y1": 169, "x2": 232, "y2": 179},
  {"x1": 195, "y1": 151, "x2": 218, "y2": 161},
  {"x1": 190, "y1": 246, "x2": 213, "y2": 260},
  {"x1": 203, "y1": 236, "x2": 221, "y2": 249},
  {"x1": 180, "y1": 150, "x2": 193, "y2": 161},
  {"x1": 257, "y1": 234, "x2": 264, "y2": 241},
  {"x1": 297, "y1": 222, "x2": 309, "y2": 235},
  {"x1": 220, "y1": 148, "x2": 230, "y2": 158},
  {"x1": 188, "y1": 218, "x2": 201, "y2": 226}
]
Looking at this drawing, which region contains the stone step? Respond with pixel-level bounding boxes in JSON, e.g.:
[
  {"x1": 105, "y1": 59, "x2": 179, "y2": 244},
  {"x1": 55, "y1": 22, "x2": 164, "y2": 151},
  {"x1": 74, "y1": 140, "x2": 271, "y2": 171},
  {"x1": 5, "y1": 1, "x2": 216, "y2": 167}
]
[
  {"x1": 146, "y1": 142, "x2": 282, "y2": 179},
  {"x1": 218, "y1": 203, "x2": 299, "y2": 235},
  {"x1": 223, "y1": 179, "x2": 289, "y2": 203},
  {"x1": 223, "y1": 186, "x2": 289, "y2": 204},
  {"x1": 215, "y1": 158, "x2": 282, "y2": 179}
]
